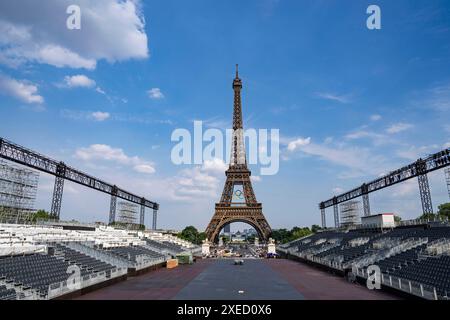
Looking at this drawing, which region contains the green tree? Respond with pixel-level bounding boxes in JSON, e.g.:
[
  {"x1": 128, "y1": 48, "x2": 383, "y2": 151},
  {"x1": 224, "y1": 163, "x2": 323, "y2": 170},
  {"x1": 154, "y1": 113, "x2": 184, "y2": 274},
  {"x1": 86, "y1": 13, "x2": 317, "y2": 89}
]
[
  {"x1": 311, "y1": 224, "x2": 322, "y2": 233},
  {"x1": 271, "y1": 228, "x2": 290, "y2": 243},
  {"x1": 197, "y1": 232, "x2": 207, "y2": 244},
  {"x1": 271, "y1": 226, "x2": 312, "y2": 244},
  {"x1": 291, "y1": 227, "x2": 312, "y2": 240},
  {"x1": 394, "y1": 215, "x2": 402, "y2": 223},
  {"x1": 419, "y1": 213, "x2": 437, "y2": 220},
  {"x1": 178, "y1": 226, "x2": 198, "y2": 243},
  {"x1": 437, "y1": 203, "x2": 450, "y2": 218},
  {"x1": 32, "y1": 209, "x2": 50, "y2": 223},
  {"x1": 178, "y1": 226, "x2": 206, "y2": 245}
]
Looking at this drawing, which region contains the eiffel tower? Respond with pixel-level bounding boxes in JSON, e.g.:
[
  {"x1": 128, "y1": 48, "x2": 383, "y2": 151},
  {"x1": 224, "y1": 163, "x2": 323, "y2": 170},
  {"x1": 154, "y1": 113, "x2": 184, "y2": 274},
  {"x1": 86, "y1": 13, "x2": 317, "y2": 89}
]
[{"x1": 205, "y1": 65, "x2": 272, "y2": 242}]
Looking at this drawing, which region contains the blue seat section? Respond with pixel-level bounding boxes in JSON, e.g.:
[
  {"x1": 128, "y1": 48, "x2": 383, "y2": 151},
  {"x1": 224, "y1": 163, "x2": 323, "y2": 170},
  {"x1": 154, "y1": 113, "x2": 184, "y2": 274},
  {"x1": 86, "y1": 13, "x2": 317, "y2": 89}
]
[{"x1": 282, "y1": 225, "x2": 450, "y2": 297}]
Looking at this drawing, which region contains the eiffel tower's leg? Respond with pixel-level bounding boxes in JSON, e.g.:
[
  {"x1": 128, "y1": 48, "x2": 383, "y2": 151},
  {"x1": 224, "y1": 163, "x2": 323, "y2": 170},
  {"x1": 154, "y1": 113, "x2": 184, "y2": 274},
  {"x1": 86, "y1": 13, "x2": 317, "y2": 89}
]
[{"x1": 243, "y1": 178, "x2": 257, "y2": 204}]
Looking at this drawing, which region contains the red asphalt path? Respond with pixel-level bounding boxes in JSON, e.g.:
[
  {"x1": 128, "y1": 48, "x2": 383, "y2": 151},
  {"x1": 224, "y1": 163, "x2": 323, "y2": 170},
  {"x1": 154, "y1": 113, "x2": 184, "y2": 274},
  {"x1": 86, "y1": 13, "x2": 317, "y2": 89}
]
[
  {"x1": 75, "y1": 258, "x2": 400, "y2": 300},
  {"x1": 76, "y1": 259, "x2": 213, "y2": 300},
  {"x1": 265, "y1": 259, "x2": 400, "y2": 300}
]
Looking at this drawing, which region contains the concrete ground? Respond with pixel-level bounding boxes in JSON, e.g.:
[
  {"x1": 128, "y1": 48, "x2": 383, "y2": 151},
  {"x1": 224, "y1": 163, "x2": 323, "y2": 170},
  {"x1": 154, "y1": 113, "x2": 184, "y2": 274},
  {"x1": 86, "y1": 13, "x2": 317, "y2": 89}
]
[{"x1": 75, "y1": 258, "x2": 400, "y2": 300}]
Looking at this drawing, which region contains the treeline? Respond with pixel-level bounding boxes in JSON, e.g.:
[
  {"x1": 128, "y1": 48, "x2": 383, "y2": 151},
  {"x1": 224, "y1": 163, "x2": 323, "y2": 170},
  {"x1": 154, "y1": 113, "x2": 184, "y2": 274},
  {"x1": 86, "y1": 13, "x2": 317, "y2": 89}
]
[
  {"x1": 271, "y1": 225, "x2": 323, "y2": 244},
  {"x1": 418, "y1": 203, "x2": 450, "y2": 220},
  {"x1": 176, "y1": 225, "x2": 324, "y2": 245}
]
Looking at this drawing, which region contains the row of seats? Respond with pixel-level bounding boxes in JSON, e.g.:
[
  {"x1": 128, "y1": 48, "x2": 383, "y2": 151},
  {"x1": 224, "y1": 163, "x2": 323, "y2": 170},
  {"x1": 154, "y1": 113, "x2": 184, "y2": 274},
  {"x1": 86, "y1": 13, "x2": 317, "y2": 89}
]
[
  {"x1": 282, "y1": 225, "x2": 450, "y2": 298},
  {"x1": 0, "y1": 284, "x2": 16, "y2": 300},
  {"x1": 104, "y1": 245, "x2": 164, "y2": 262},
  {"x1": 375, "y1": 244, "x2": 427, "y2": 273},
  {"x1": 0, "y1": 253, "x2": 71, "y2": 296},
  {"x1": 55, "y1": 244, "x2": 115, "y2": 276},
  {"x1": 145, "y1": 239, "x2": 185, "y2": 253},
  {"x1": 390, "y1": 255, "x2": 450, "y2": 297}
]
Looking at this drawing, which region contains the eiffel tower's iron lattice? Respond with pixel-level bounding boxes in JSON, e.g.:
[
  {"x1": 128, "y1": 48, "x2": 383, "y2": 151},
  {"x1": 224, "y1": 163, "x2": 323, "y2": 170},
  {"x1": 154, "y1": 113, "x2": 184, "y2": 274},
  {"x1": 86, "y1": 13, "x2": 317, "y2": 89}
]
[{"x1": 205, "y1": 66, "x2": 272, "y2": 242}]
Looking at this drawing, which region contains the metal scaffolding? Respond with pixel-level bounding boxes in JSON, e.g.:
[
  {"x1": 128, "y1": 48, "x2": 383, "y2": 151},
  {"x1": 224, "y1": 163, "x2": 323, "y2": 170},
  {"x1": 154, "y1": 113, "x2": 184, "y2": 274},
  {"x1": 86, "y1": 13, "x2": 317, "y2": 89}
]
[
  {"x1": 319, "y1": 148, "x2": 450, "y2": 213},
  {"x1": 117, "y1": 201, "x2": 138, "y2": 225},
  {"x1": 320, "y1": 207, "x2": 326, "y2": 228},
  {"x1": 50, "y1": 162, "x2": 65, "y2": 220},
  {"x1": 339, "y1": 200, "x2": 360, "y2": 227},
  {"x1": 0, "y1": 160, "x2": 39, "y2": 223},
  {"x1": 0, "y1": 137, "x2": 159, "y2": 225},
  {"x1": 152, "y1": 208, "x2": 157, "y2": 230},
  {"x1": 333, "y1": 204, "x2": 339, "y2": 228},
  {"x1": 445, "y1": 167, "x2": 450, "y2": 200}
]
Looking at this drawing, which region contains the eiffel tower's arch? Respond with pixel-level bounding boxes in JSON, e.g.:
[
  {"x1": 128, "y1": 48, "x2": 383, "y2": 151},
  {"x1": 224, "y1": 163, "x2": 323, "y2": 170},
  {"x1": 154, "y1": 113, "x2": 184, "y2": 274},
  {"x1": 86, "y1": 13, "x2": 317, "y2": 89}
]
[
  {"x1": 205, "y1": 65, "x2": 272, "y2": 242},
  {"x1": 209, "y1": 216, "x2": 270, "y2": 243}
]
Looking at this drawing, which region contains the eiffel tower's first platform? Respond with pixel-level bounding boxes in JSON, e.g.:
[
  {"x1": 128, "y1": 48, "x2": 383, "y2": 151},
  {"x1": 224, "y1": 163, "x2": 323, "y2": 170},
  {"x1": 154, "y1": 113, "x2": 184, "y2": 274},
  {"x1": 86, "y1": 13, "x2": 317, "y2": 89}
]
[{"x1": 205, "y1": 66, "x2": 272, "y2": 242}]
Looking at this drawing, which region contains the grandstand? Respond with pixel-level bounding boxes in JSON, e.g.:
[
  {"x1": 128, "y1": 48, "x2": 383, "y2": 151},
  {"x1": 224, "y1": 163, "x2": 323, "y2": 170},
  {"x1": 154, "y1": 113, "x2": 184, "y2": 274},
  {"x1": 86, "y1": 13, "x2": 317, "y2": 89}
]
[
  {"x1": 0, "y1": 223, "x2": 200, "y2": 300},
  {"x1": 277, "y1": 220, "x2": 450, "y2": 300},
  {"x1": 2, "y1": 218, "x2": 449, "y2": 300}
]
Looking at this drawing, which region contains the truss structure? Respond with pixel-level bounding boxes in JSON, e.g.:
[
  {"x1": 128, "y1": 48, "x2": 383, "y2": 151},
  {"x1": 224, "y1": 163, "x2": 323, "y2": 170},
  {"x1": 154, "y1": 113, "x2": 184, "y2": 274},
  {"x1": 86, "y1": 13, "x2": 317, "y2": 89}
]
[{"x1": 0, "y1": 160, "x2": 39, "y2": 224}]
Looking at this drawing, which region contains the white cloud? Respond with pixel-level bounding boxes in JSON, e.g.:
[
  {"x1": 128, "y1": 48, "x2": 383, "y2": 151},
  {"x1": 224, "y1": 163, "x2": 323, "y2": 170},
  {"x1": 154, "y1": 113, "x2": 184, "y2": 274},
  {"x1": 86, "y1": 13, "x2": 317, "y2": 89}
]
[
  {"x1": 0, "y1": 0, "x2": 148, "y2": 70},
  {"x1": 386, "y1": 123, "x2": 413, "y2": 134},
  {"x1": 158, "y1": 158, "x2": 228, "y2": 202},
  {"x1": 147, "y1": 88, "x2": 164, "y2": 99},
  {"x1": 36, "y1": 45, "x2": 96, "y2": 69},
  {"x1": 285, "y1": 137, "x2": 389, "y2": 177},
  {"x1": 251, "y1": 175, "x2": 262, "y2": 183},
  {"x1": 394, "y1": 179, "x2": 418, "y2": 197},
  {"x1": 397, "y1": 144, "x2": 440, "y2": 161},
  {"x1": 133, "y1": 164, "x2": 155, "y2": 174},
  {"x1": 324, "y1": 137, "x2": 334, "y2": 144},
  {"x1": 90, "y1": 111, "x2": 110, "y2": 121},
  {"x1": 443, "y1": 142, "x2": 450, "y2": 149},
  {"x1": 75, "y1": 144, "x2": 155, "y2": 174},
  {"x1": 0, "y1": 74, "x2": 44, "y2": 104},
  {"x1": 287, "y1": 137, "x2": 311, "y2": 152},
  {"x1": 370, "y1": 114, "x2": 382, "y2": 121},
  {"x1": 202, "y1": 158, "x2": 228, "y2": 174},
  {"x1": 423, "y1": 84, "x2": 450, "y2": 111},
  {"x1": 345, "y1": 130, "x2": 372, "y2": 140},
  {"x1": 201, "y1": 117, "x2": 230, "y2": 129},
  {"x1": 95, "y1": 87, "x2": 106, "y2": 95},
  {"x1": 164, "y1": 169, "x2": 220, "y2": 202},
  {"x1": 64, "y1": 75, "x2": 96, "y2": 88},
  {"x1": 332, "y1": 187, "x2": 344, "y2": 194},
  {"x1": 344, "y1": 130, "x2": 387, "y2": 145},
  {"x1": 315, "y1": 92, "x2": 351, "y2": 104}
]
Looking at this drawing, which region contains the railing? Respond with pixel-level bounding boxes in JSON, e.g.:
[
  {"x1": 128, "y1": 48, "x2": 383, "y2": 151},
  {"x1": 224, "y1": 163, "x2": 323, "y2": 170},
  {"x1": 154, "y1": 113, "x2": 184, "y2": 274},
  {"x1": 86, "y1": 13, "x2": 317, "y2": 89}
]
[
  {"x1": 396, "y1": 216, "x2": 450, "y2": 227},
  {"x1": 354, "y1": 267, "x2": 439, "y2": 300},
  {"x1": 45, "y1": 267, "x2": 127, "y2": 300},
  {"x1": 300, "y1": 242, "x2": 341, "y2": 260},
  {"x1": 322, "y1": 217, "x2": 450, "y2": 231},
  {"x1": 0, "y1": 279, "x2": 41, "y2": 300},
  {"x1": 424, "y1": 238, "x2": 450, "y2": 256},
  {"x1": 143, "y1": 243, "x2": 177, "y2": 257},
  {"x1": 134, "y1": 254, "x2": 166, "y2": 270},
  {"x1": 36, "y1": 219, "x2": 99, "y2": 228},
  {"x1": 0, "y1": 243, "x2": 47, "y2": 256},
  {"x1": 63, "y1": 242, "x2": 129, "y2": 268},
  {"x1": 348, "y1": 238, "x2": 428, "y2": 269}
]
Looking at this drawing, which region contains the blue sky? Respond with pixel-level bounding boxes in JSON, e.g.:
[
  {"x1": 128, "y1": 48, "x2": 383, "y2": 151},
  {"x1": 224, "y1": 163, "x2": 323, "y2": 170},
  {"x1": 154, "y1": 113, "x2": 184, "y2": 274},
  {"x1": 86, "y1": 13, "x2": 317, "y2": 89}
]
[{"x1": 0, "y1": 0, "x2": 449, "y2": 231}]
